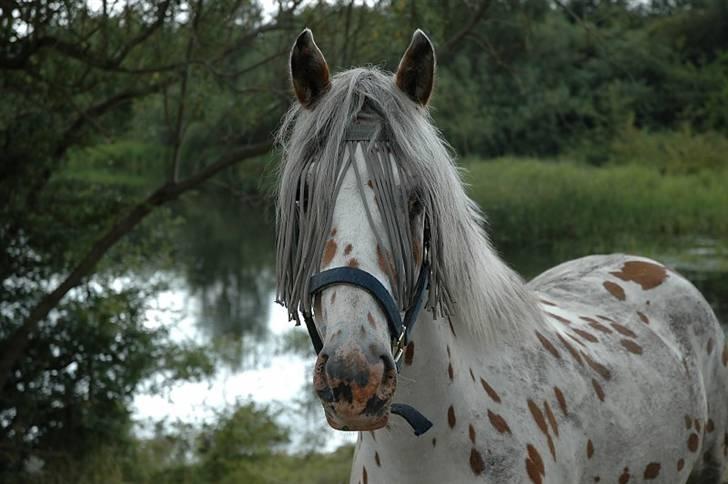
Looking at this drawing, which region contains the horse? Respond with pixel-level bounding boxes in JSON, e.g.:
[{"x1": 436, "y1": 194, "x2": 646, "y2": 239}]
[{"x1": 274, "y1": 28, "x2": 728, "y2": 483}]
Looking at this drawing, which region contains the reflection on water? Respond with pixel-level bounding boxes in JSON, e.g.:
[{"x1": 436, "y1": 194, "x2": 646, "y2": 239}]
[
  {"x1": 133, "y1": 191, "x2": 728, "y2": 452},
  {"x1": 175, "y1": 193, "x2": 276, "y2": 370}
]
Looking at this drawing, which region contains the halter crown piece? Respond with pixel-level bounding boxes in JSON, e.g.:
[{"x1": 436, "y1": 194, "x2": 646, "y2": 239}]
[{"x1": 300, "y1": 119, "x2": 433, "y2": 436}]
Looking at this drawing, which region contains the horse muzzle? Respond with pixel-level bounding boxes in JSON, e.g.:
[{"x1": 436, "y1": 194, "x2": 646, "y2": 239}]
[{"x1": 313, "y1": 341, "x2": 397, "y2": 431}]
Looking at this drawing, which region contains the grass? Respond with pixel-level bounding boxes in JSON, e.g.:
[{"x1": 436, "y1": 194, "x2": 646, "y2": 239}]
[{"x1": 463, "y1": 158, "x2": 728, "y2": 248}]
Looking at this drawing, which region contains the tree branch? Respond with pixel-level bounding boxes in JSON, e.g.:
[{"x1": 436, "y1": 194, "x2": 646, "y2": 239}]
[{"x1": 0, "y1": 140, "x2": 273, "y2": 394}]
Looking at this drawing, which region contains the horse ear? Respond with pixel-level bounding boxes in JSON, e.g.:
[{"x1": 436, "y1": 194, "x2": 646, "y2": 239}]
[
  {"x1": 395, "y1": 29, "x2": 436, "y2": 106},
  {"x1": 290, "y1": 29, "x2": 331, "y2": 109}
]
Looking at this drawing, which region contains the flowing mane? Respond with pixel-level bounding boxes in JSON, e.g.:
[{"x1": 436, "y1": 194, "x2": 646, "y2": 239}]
[{"x1": 275, "y1": 67, "x2": 542, "y2": 341}]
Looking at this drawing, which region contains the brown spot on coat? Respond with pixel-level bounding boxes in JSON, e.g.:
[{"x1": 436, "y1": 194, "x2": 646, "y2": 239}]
[
  {"x1": 610, "y1": 322, "x2": 637, "y2": 338},
  {"x1": 322, "y1": 239, "x2": 337, "y2": 267},
  {"x1": 469, "y1": 367, "x2": 475, "y2": 381},
  {"x1": 376, "y1": 245, "x2": 396, "y2": 283},
  {"x1": 481, "y1": 378, "x2": 501, "y2": 403},
  {"x1": 618, "y1": 467, "x2": 630, "y2": 483},
  {"x1": 525, "y1": 444, "x2": 545, "y2": 484},
  {"x1": 432, "y1": 438, "x2": 436, "y2": 447},
  {"x1": 544, "y1": 401, "x2": 559, "y2": 436},
  {"x1": 677, "y1": 458, "x2": 685, "y2": 471},
  {"x1": 535, "y1": 331, "x2": 561, "y2": 359},
  {"x1": 348, "y1": 258, "x2": 360, "y2": 268},
  {"x1": 554, "y1": 387, "x2": 568, "y2": 416},
  {"x1": 581, "y1": 352, "x2": 611, "y2": 380},
  {"x1": 643, "y1": 463, "x2": 660, "y2": 479},
  {"x1": 367, "y1": 312, "x2": 377, "y2": 329},
  {"x1": 620, "y1": 339, "x2": 643, "y2": 355},
  {"x1": 540, "y1": 299, "x2": 557, "y2": 306},
  {"x1": 688, "y1": 433, "x2": 699, "y2": 452},
  {"x1": 546, "y1": 311, "x2": 571, "y2": 325},
  {"x1": 587, "y1": 439, "x2": 594, "y2": 458},
  {"x1": 488, "y1": 410, "x2": 511, "y2": 434},
  {"x1": 637, "y1": 311, "x2": 649, "y2": 324},
  {"x1": 580, "y1": 316, "x2": 613, "y2": 334},
  {"x1": 367, "y1": 180, "x2": 373, "y2": 189},
  {"x1": 404, "y1": 342, "x2": 415, "y2": 366},
  {"x1": 470, "y1": 448, "x2": 485, "y2": 475},
  {"x1": 468, "y1": 424, "x2": 476, "y2": 443},
  {"x1": 610, "y1": 260, "x2": 668, "y2": 290},
  {"x1": 374, "y1": 451, "x2": 381, "y2": 466},
  {"x1": 546, "y1": 434, "x2": 556, "y2": 461},
  {"x1": 592, "y1": 379, "x2": 605, "y2": 401},
  {"x1": 362, "y1": 466, "x2": 368, "y2": 484},
  {"x1": 447, "y1": 363, "x2": 454, "y2": 381},
  {"x1": 344, "y1": 244, "x2": 353, "y2": 255},
  {"x1": 603, "y1": 281, "x2": 626, "y2": 300},
  {"x1": 528, "y1": 399, "x2": 549, "y2": 435},
  {"x1": 556, "y1": 333, "x2": 584, "y2": 366},
  {"x1": 448, "y1": 406, "x2": 456, "y2": 428},
  {"x1": 572, "y1": 328, "x2": 599, "y2": 343}
]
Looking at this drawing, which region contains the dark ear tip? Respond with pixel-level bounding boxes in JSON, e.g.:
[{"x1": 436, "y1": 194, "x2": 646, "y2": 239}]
[
  {"x1": 295, "y1": 28, "x2": 314, "y2": 49},
  {"x1": 411, "y1": 29, "x2": 434, "y2": 49}
]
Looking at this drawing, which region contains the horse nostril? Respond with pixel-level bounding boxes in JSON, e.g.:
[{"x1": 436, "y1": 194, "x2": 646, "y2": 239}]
[
  {"x1": 377, "y1": 354, "x2": 397, "y2": 401},
  {"x1": 314, "y1": 353, "x2": 334, "y2": 402}
]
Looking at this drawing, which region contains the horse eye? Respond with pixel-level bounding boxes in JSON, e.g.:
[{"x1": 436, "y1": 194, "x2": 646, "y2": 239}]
[{"x1": 408, "y1": 192, "x2": 423, "y2": 218}]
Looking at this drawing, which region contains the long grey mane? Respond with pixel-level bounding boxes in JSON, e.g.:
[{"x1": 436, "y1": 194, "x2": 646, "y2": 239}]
[{"x1": 276, "y1": 67, "x2": 541, "y2": 340}]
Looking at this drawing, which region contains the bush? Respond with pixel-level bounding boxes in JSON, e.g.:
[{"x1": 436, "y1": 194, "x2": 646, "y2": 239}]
[
  {"x1": 464, "y1": 158, "x2": 728, "y2": 247},
  {"x1": 608, "y1": 123, "x2": 728, "y2": 174}
]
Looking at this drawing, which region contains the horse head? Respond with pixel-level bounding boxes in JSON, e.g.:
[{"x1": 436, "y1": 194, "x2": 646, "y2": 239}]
[{"x1": 276, "y1": 29, "x2": 438, "y2": 432}]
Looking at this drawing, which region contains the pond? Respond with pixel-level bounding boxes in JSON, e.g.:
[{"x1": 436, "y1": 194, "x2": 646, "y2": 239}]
[{"x1": 132, "y1": 192, "x2": 728, "y2": 453}]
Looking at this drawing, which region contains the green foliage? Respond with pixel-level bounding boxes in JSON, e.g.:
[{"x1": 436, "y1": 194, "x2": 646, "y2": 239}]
[
  {"x1": 465, "y1": 158, "x2": 728, "y2": 247},
  {"x1": 12, "y1": 403, "x2": 353, "y2": 484},
  {"x1": 609, "y1": 123, "x2": 728, "y2": 174}
]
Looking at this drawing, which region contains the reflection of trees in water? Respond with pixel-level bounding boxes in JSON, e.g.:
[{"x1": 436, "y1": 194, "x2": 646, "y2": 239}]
[{"x1": 175, "y1": 190, "x2": 276, "y2": 369}]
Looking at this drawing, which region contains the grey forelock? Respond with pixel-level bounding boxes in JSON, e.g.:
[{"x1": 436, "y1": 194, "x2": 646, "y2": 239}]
[{"x1": 275, "y1": 67, "x2": 540, "y2": 340}]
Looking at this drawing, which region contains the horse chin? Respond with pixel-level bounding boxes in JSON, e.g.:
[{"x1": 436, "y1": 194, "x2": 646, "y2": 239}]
[{"x1": 324, "y1": 410, "x2": 389, "y2": 431}]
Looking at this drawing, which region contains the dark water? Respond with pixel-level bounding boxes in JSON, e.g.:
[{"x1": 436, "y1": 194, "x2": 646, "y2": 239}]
[{"x1": 169, "y1": 192, "x2": 728, "y2": 368}]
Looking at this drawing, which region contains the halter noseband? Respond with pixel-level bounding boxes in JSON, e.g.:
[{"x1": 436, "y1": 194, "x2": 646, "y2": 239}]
[{"x1": 299, "y1": 120, "x2": 433, "y2": 436}]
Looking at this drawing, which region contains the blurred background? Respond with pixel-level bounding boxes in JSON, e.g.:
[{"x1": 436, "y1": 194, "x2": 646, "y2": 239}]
[{"x1": 1, "y1": 0, "x2": 726, "y2": 482}]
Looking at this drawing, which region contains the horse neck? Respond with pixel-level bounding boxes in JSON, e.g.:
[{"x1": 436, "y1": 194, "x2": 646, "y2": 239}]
[{"x1": 372, "y1": 245, "x2": 545, "y2": 445}]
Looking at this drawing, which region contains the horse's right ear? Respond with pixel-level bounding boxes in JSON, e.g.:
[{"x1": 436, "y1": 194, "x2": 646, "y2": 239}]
[{"x1": 290, "y1": 29, "x2": 331, "y2": 109}]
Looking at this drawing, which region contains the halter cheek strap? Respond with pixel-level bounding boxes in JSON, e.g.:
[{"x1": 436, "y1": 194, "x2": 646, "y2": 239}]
[{"x1": 302, "y1": 262, "x2": 433, "y2": 436}]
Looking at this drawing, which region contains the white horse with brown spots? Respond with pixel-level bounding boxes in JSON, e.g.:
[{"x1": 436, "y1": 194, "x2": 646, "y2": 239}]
[{"x1": 275, "y1": 29, "x2": 728, "y2": 484}]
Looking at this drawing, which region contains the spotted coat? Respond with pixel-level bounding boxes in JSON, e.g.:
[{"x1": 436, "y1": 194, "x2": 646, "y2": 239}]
[{"x1": 351, "y1": 255, "x2": 727, "y2": 483}]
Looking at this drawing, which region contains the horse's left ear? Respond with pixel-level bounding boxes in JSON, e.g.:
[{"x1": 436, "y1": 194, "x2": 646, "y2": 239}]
[
  {"x1": 395, "y1": 29, "x2": 436, "y2": 106},
  {"x1": 290, "y1": 29, "x2": 331, "y2": 109}
]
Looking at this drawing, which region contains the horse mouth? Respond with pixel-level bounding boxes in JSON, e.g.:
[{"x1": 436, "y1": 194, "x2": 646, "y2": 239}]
[{"x1": 323, "y1": 404, "x2": 390, "y2": 431}]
